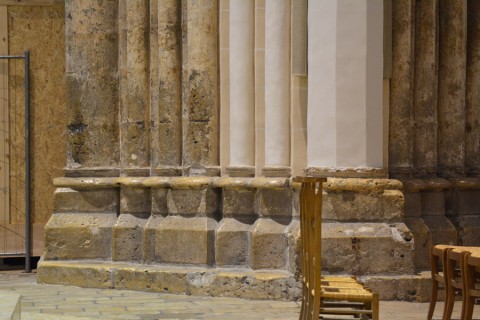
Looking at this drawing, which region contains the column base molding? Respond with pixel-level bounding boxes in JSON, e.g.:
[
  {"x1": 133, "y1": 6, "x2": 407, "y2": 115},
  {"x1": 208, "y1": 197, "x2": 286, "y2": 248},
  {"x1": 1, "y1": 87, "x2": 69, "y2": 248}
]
[
  {"x1": 226, "y1": 166, "x2": 255, "y2": 177},
  {"x1": 64, "y1": 167, "x2": 120, "y2": 177},
  {"x1": 152, "y1": 166, "x2": 183, "y2": 177},
  {"x1": 121, "y1": 167, "x2": 150, "y2": 177},
  {"x1": 305, "y1": 167, "x2": 387, "y2": 178},
  {"x1": 262, "y1": 166, "x2": 291, "y2": 178}
]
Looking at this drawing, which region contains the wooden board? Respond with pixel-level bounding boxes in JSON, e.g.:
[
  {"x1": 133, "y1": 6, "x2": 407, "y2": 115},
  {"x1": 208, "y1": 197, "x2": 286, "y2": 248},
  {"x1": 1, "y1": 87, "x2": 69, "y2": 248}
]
[
  {"x1": 0, "y1": 223, "x2": 44, "y2": 256},
  {"x1": 0, "y1": 6, "x2": 9, "y2": 226}
]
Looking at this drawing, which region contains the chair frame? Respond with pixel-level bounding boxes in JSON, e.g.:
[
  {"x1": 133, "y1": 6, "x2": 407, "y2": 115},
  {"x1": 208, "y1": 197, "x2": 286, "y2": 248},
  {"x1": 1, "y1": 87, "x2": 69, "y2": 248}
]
[{"x1": 295, "y1": 177, "x2": 379, "y2": 320}]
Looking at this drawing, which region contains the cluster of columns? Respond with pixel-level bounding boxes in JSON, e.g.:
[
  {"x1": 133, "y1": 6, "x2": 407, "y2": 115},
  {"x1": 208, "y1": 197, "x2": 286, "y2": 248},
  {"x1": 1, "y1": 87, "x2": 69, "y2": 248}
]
[
  {"x1": 65, "y1": 0, "x2": 219, "y2": 178},
  {"x1": 223, "y1": 0, "x2": 385, "y2": 179},
  {"x1": 66, "y1": 0, "x2": 386, "y2": 179},
  {"x1": 389, "y1": 0, "x2": 480, "y2": 179}
]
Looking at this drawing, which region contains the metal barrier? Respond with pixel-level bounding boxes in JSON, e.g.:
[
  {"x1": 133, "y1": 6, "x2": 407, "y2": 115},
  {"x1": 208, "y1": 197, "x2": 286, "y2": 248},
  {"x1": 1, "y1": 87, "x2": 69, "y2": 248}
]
[{"x1": 0, "y1": 51, "x2": 31, "y2": 272}]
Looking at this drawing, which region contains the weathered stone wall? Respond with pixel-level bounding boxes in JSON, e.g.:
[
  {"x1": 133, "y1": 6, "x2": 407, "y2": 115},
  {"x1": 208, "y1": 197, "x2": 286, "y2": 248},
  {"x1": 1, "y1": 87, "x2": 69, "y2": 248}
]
[
  {"x1": 389, "y1": 0, "x2": 480, "y2": 267},
  {"x1": 8, "y1": 5, "x2": 66, "y2": 224}
]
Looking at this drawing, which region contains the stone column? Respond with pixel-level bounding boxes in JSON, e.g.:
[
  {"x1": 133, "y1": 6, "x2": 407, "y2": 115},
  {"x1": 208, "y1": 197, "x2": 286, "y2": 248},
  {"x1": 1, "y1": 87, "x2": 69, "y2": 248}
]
[
  {"x1": 227, "y1": 0, "x2": 255, "y2": 178},
  {"x1": 413, "y1": 0, "x2": 438, "y2": 177},
  {"x1": 152, "y1": 0, "x2": 183, "y2": 176},
  {"x1": 65, "y1": 0, "x2": 119, "y2": 176},
  {"x1": 182, "y1": 0, "x2": 219, "y2": 176},
  {"x1": 389, "y1": 0, "x2": 415, "y2": 178},
  {"x1": 466, "y1": 1, "x2": 480, "y2": 176},
  {"x1": 307, "y1": 0, "x2": 384, "y2": 177},
  {"x1": 438, "y1": 0, "x2": 467, "y2": 178},
  {"x1": 120, "y1": 0, "x2": 150, "y2": 176},
  {"x1": 262, "y1": 0, "x2": 291, "y2": 178}
]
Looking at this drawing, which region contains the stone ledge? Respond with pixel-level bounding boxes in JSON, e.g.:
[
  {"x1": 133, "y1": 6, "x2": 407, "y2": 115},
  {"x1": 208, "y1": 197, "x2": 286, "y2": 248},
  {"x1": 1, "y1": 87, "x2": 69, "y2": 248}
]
[
  {"x1": 37, "y1": 259, "x2": 300, "y2": 301},
  {"x1": 37, "y1": 259, "x2": 425, "y2": 301}
]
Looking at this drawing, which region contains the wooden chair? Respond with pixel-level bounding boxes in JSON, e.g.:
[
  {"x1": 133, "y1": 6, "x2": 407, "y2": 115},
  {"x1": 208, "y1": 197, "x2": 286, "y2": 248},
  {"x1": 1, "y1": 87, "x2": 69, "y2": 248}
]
[
  {"x1": 462, "y1": 249, "x2": 480, "y2": 320},
  {"x1": 295, "y1": 177, "x2": 379, "y2": 320}
]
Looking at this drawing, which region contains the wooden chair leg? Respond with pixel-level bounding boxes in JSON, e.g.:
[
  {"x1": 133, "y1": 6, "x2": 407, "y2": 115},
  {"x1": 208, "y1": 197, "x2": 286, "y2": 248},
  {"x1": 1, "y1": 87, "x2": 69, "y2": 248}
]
[
  {"x1": 427, "y1": 279, "x2": 438, "y2": 320},
  {"x1": 443, "y1": 253, "x2": 457, "y2": 320},
  {"x1": 372, "y1": 293, "x2": 379, "y2": 320}
]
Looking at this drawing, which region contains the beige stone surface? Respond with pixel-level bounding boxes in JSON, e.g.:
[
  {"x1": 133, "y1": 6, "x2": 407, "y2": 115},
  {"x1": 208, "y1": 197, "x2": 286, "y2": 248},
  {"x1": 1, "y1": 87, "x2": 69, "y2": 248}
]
[
  {"x1": 65, "y1": 0, "x2": 119, "y2": 169},
  {"x1": 112, "y1": 213, "x2": 149, "y2": 261},
  {"x1": 53, "y1": 188, "x2": 118, "y2": 214},
  {"x1": 8, "y1": 5, "x2": 66, "y2": 224},
  {"x1": 153, "y1": 215, "x2": 217, "y2": 265},
  {"x1": 449, "y1": 215, "x2": 480, "y2": 246},
  {"x1": 182, "y1": 0, "x2": 219, "y2": 168},
  {"x1": 422, "y1": 215, "x2": 457, "y2": 246},
  {"x1": 251, "y1": 218, "x2": 289, "y2": 270},
  {"x1": 389, "y1": 0, "x2": 414, "y2": 175},
  {"x1": 44, "y1": 213, "x2": 117, "y2": 260},
  {"x1": 256, "y1": 189, "x2": 292, "y2": 217},
  {"x1": 167, "y1": 188, "x2": 219, "y2": 216},
  {"x1": 437, "y1": 0, "x2": 466, "y2": 177},
  {"x1": 413, "y1": 0, "x2": 438, "y2": 174},
  {"x1": 322, "y1": 222, "x2": 415, "y2": 275},
  {"x1": 221, "y1": 188, "x2": 256, "y2": 216},
  {"x1": 119, "y1": 187, "x2": 151, "y2": 214},
  {"x1": 215, "y1": 218, "x2": 252, "y2": 266},
  {"x1": 142, "y1": 214, "x2": 163, "y2": 262},
  {"x1": 404, "y1": 217, "x2": 431, "y2": 271},
  {"x1": 152, "y1": 0, "x2": 182, "y2": 170}
]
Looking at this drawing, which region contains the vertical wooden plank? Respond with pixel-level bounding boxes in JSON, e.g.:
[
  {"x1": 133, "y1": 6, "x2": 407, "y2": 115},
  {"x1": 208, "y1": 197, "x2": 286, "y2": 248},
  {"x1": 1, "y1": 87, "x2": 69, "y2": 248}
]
[{"x1": 0, "y1": 6, "x2": 9, "y2": 226}]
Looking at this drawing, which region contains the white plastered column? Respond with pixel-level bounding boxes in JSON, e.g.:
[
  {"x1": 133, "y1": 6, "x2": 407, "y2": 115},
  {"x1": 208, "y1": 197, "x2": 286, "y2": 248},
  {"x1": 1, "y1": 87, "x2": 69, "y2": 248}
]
[
  {"x1": 263, "y1": 0, "x2": 291, "y2": 177},
  {"x1": 228, "y1": 0, "x2": 255, "y2": 177},
  {"x1": 307, "y1": 0, "x2": 384, "y2": 177}
]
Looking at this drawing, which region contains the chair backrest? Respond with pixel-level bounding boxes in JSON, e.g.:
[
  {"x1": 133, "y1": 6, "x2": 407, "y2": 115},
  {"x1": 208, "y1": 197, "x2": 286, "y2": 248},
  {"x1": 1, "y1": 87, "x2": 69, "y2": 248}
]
[{"x1": 295, "y1": 177, "x2": 326, "y2": 303}]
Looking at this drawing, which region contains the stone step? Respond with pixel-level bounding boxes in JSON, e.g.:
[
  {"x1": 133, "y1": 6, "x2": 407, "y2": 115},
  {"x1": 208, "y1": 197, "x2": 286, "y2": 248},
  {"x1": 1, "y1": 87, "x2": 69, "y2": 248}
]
[
  {"x1": 21, "y1": 313, "x2": 97, "y2": 320},
  {"x1": 0, "y1": 291, "x2": 21, "y2": 320}
]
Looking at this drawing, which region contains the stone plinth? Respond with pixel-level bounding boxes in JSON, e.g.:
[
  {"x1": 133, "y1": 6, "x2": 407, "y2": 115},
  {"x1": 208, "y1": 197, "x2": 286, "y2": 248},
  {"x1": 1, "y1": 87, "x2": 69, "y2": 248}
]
[{"x1": 39, "y1": 176, "x2": 425, "y2": 301}]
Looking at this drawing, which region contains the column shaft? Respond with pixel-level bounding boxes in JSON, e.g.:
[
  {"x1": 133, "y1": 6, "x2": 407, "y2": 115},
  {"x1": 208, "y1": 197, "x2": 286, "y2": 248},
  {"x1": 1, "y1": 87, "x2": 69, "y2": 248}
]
[
  {"x1": 121, "y1": 0, "x2": 150, "y2": 174},
  {"x1": 153, "y1": 0, "x2": 182, "y2": 175},
  {"x1": 389, "y1": 0, "x2": 415, "y2": 176},
  {"x1": 65, "y1": 0, "x2": 119, "y2": 173},
  {"x1": 466, "y1": 1, "x2": 480, "y2": 176},
  {"x1": 413, "y1": 0, "x2": 438, "y2": 176},
  {"x1": 438, "y1": 0, "x2": 467, "y2": 177},
  {"x1": 264, "y1": 0, "x2": 290, "y2": 175},
  {"x1": 229, "y1": 0, "x2": 255, "y2": 174},
  {"x1": 182, "y1": 0, "x2": 219, "y2": 173}
]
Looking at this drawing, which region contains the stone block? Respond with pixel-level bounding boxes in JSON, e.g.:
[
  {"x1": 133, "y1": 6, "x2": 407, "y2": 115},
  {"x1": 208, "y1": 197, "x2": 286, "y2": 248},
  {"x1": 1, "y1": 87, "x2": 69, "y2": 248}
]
[
  {"x1": 323, "y1": 190, "x2": 404, "y2": 222},
  {"x1": 455, "y1": 189, "x2": 480, "y2": 216},
  {"x1": 53, "y1": 187, "x2": 118, "y2": 213},
  {"x1": 222, "y1": 189, "x2": 256, "y2": 216},
  {"x1": 404, "y1": 218, "x2": 431, "y2": 271},
  {"x1": 153, "y1": 216, "x2": 217, "y2": 265},
  {"x1": 287, "y1": 219, "x2": 301, "y2": 277},
  {"x1": 322, "y1": 222, "x2": 415, "y2": 275},
  {"x1": 423, "y1": 216, "x2": 457, "y2": 245},
  {"x1": 114, "y1": 267, "x2": 188, "y2": 294},
  {"x1": 361, "y1": 274, "x2": 431, "y2": 301},
  {"x1": 120, "y1": 187, "x2": 151, "y2": 214},
  {"x1": 44, "y1": 213, "x2": 117, "y2": 260},
  {"x1": 422, "y1": 191, "x2": 446, "y2": 216},
  {"x1": 450, "y1": 215, "x2": 480, "y2": 246},
  {"x1": 215, "y1": 218, "x2": 252, "y2": 266},
  {"x1": 251, "y1": 218, "x2": 289, "y2": 269},
  {"x1": 151, "y1": 188, "x2": 168, "y2": 215},
  {"x1": 142, "y1": 214, "x2": 163, "y2": 262},
  {"x1": 37, "y1": 260, "x2": 114, "y2": 289},
  {"x1": 404, "y1": 192, "x2": 422, "y2": 218},
  {"x1": 167, "y1": 189, "x2": 219, "y2": 216},
  {"x1": 256, "y1": 189, "x2": 292, "y2": 217},
  {"x1": 112, "y1": 213, "x2": 149, "y2": 261}
]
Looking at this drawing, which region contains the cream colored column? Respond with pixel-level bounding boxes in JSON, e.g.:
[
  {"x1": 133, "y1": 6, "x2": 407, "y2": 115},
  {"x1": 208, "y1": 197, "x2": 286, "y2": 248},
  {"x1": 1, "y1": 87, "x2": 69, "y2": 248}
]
[
  {"x1": 227, "y1": 0, "x2": 255, "y2": 177},
  {"x1": 307, "y1": 0, "x2": 384, "y2": 178},
  {"x1": 263, "y1": 0, "x2": 291, "y2": 177}
]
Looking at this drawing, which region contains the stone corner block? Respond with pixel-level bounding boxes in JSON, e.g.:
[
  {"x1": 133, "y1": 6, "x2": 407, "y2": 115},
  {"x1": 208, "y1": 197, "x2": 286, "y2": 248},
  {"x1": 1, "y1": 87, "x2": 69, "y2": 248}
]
[
  {"x1": 251, "y1": 218, "x2": 289, "y2": 270},
  {"x1": 153, "y1": 216, "x2": 217, "y2": 265},
  {"x1": 44, "y1": 213, "x2": 117, "y2": 260},
  {"x1": 167, "y1": 189, "x2": 219, "y2": 216},
  {"x1": 120, "y1": 187, "x2": 151, "y2": 214},
  {"x1": 222, "y1": 188, "x2": 256, "y2": 216},
  {"x1": 53, "y1": 187, "x2": 118, "y2": 214},
  {"x1": 215, "y1": 218, "x2": 252, "y2": 266},
  {"x1": 422, "y1": 215, "x2": 457, "y2": 245},
  {"x1": 322, "y1": 222, "x2": 415, "y2": 275},
  {"x1": 256, "y1": 189, "x2": 293, "y2": 217},
  {"x1": 112, "y1": 213, "x2": 149, "y2": 262}
]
